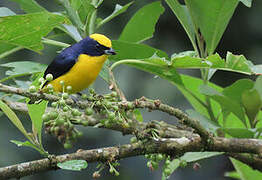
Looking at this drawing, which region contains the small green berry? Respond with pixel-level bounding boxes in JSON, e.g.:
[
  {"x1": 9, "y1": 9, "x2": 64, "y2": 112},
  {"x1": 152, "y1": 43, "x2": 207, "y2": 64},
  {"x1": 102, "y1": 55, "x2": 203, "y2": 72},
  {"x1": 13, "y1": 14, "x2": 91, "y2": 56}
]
[
  {"x1": 145, "y1": 154, "x2": 150, "y2": 159},
  {"x1": 54, "y1": 127, "x2": 60, "y2": 134},
  {"x1": 59, "y1": 99, "x2": 66, "y2": 106},
  {"x1": 76, "y1": 131, "x2": 83, "y2": 138},
  {"x1": 165, "y1": 159, "x2": 171, "y2": 165},
  {"x1": 81, "y1": 94, "x2": 88, "y2": 99},
  {"x1": 49, "y1": 111, "x2": 58, "y2": 120},
  {"x1": 42, "y1": 113, "x2": 50, "y2": 122},
  {"x1": 38, "y1": 77, "x2": 45, "y2": 85},
  {"x1": 164, "y1": 168, "x2": 171, "y2": 176},
  {"x1": 96, "y1": 101, "x2": 101, "y2": 106},
  {"x1": 105, "y1": 120, "x2": 111, "y2": 127},
  {"x1": 179, "y1": 160, "x2": 187, "y2": 168},
  {"x1": 107, "y1": 112, "x2": 115, "y2": 120},
  {"x1": 130, "y1": 137, "x2": 137, "y2": 143},
  {"x1": 59, "y1": 80, "x2": 65, "y2": 86},
  {"x1": 63, "y1": 106, "x2": 69, "y2": 112},
  {"x1": 85, "y1": 108, "x2": 93, "y2": 116},
  {"x1": 68, "y1": 123, "x2": 74, "y2": 130},
  {"x1": 147, "y1": 161, "x2": 152, "y2": 168},
  {"x1": 82, "y1": 120, "x2": 89, "y2": 126},
  {"x1": 89, "y1": 88, "x2": 95, "y2": 94},
  {"x1": 56, "y1": 118, "x2": 65, "y2": 126},
  {"x1": 47, "y1": 84, "x2": 53, "y2": 90},
  {"x1": 64, "y1": 142, "x2": 72, "y2": 149},
  {"x1": 104, "y1": 101, "x2": 112, "y2": 108},
  {"x1": 109, "y1": 168, "x2": 114, "y2": 174},
  {"x1": 111, "y1": 91, "x2": 117, "y2": 97},
  {"x1": 64, "y1": 122, "x2": 69, "y2": 128},
  {"x1": 100, "y1": 109, "x2": 107, "y2": 115},
  {"x1": 45, "y1": 74, "x2": 53, "y2": 81},
  {"x1": 112, "y1": 106, "x2": 119, "y2": 111},
  {"x1": 72, "y1": 109, "x2": 80, "y2": 116},
  {"x1": 62, "y1": 93, "x2": 69, "y2": 99},
  {"x1": 127, "y1": 102, "x2": 133, "y2": 109},
  {"x1": 151, "y1": 161, "x2": 159, "y2": 170},
  {"x1": 51, "y1": 102, "x2": 58, "y2": 107},
  {"x1": 156, "y1": 154, "x2": 164, "y2": 161},
  {"x1": 29, "y1": 85, "x2": 37, "y2": 93},
  {"x1": 66, "y1": 86, "x2": 72, "y2": 93},
  {"x1": 50, "y1": 126, "x2": 55, "y2": 133}
]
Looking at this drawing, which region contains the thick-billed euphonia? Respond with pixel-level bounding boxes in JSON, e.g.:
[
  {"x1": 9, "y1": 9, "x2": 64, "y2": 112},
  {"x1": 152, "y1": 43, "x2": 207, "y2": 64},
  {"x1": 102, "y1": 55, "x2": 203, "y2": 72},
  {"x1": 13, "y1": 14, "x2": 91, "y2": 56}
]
[{"x1": 43, "y1": 34, "x2": 116, "y2": 93}]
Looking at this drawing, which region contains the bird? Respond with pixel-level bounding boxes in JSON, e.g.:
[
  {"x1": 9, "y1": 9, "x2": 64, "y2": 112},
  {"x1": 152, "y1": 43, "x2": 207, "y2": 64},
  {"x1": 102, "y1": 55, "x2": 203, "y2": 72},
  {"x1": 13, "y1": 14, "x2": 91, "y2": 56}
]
[{"x1": 42, "y1": 33, "x2": 116, "y2": 93}]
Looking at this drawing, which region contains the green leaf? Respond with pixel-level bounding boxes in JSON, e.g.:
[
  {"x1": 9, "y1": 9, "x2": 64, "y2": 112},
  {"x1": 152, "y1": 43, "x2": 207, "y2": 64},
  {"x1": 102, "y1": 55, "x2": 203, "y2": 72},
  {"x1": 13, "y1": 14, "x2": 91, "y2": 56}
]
[
  {"x1": 10, "y1": 140, "x2": 42, "y2": 153},
  {"x1": 222, "y1": 128, "x2": 255, "y2": 138},
  {"x1": 97, "y1": 2, "x2": 134, "y2": 28},
  {"x1": 177, "y1": 75, "x2": 222, "y2": 121},
  {"x1": 239, "y1": 0, "x2": 252, "y2": 7},
  {"x1": 0, "y1": 12, "x2": 67, "y2": 52},
  {"x1": 77, "y1": 0, "x2": 95, "y2": 28},
  {"x1": 223, "y1": 79, "x2": 254, "y2": 104},
  {"x1": 186, "y1": 109, "x2": 220, "y2": 133},
  {"x1": 59, "y1": 0, "x2": 84, "y2": 30},
  {"x1": 181, "y1": 152, "x2": 223, "y2": 162},
  {"x1": 1, "y1": 61, "x2": 46, "y2": 76},
  {"x1": 133, "y1": 109, "x2": 143, "y2": 122},
  {"x1": 226, "y1": 52, "x2": 255, "y2": 75},
  {"x1": 185, "y1": 0, "x2": 239, "y2": 55},
  {"x1": 0, "y1": 61, "x2": 47, "y2": 82},
  {"x1": 119, "y1": 1, "x2": 165, "y2": 43},
  {"x1": 171, "y1": 52, "x2": 261, "y2": 75},
  {"x1": 57, "y1": 160, "x2": 88, "y2": 171},
  {"x1": 242, "y1": 89, "x2": 262, "y2": 127},
  {"x1": 225, "y1": 171, "x2": 241, "y2": 179},
  {"x1": 172, "y1": 53, "x2": 225, "y2": 69},
  {"x1": 199, "y1": 85, "x2": 247, "y2": 126},
  {"x1": 27, "y1": 100, "x2": 47, "y2": 144},
  {"x1": 10, "y1": 0, "x2": 46, "y2": 13},
  {"x1": 0, "y1": 7, "x2": 16, "y2": 17},
  {"x1": 0, "y1": 100, "x2": 31, "y2": 140},
  {"x1": 231, "y1": 158, "x2": 262, "y2": 180},
  {"x1": 162, "y1": 159, "x2": 180, "y2": 180},
  {"x1": 254, "y1": 76, "x2": 262, "y2": 100},
  {"x1": 165, "y1": 0, "x2": 197, "y2": 51}
]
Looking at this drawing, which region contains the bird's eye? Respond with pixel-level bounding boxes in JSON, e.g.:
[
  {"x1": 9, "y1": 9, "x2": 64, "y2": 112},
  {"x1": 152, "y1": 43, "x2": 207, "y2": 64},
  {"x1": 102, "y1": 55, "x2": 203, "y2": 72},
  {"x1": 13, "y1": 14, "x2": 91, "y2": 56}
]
[{"x1": 95, "y1": 44, "x2": 103, "y2": 52}]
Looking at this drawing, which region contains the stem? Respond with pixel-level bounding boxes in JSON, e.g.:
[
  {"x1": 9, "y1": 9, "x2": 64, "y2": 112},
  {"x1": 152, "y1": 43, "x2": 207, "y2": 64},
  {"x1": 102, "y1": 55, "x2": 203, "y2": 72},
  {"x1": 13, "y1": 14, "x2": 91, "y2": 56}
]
[
  {"x1": 42, "y1": 38, "x2": 70, "y2": 48},
  {"x1": 0, "y1": 47, "x2": 23, "y2": 59},
  {"x1": 88, "y1": 10, "x2": 97, "y2": 35},
  {"x1": 0, "y1": 73, "x2": 32, "y2": 83},
  {"x1": 110, "y1": 59, "x2": 165, "y2": 70},
  {"x1": 58, "y1": 0, "x2": 84, "y2": 35}
]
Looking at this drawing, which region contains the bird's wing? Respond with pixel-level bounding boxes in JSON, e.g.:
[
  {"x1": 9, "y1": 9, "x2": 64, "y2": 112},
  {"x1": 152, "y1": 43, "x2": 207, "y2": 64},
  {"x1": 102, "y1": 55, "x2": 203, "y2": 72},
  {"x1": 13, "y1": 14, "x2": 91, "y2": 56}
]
[{"x1": 43, "y1": 54, "x2": 76, "y2": 87}]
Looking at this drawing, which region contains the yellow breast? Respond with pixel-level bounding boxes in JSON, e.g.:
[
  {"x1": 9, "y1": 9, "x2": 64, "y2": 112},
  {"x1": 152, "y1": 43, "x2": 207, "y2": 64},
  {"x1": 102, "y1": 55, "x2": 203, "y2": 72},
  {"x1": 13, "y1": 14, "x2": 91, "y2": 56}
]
[{"x1": 48, "y1": 54, "x2": 108, "y2": 93}]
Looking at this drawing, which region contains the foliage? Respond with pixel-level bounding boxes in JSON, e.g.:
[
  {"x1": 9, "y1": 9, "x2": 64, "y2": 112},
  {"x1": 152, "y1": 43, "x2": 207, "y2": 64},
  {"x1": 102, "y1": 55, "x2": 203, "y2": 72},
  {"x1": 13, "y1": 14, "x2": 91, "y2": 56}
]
[{"x1": 0, "y1": 0, "x2": 261, "y2": 179}]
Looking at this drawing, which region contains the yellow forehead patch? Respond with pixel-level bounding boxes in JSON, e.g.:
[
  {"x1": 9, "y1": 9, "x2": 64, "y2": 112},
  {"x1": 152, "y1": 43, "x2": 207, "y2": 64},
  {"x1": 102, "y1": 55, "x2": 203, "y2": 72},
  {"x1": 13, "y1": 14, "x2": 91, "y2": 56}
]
[{"x1": 90, "y1": 33, "x2": 112, "y2": 48}]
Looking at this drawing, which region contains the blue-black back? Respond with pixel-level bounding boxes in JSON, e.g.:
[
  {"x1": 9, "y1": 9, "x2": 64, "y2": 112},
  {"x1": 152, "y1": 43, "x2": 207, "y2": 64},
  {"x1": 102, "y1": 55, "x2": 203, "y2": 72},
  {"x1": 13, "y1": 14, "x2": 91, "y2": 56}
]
[{"x1": 43, "y1": 37, "x2": 109, "y2": 84}]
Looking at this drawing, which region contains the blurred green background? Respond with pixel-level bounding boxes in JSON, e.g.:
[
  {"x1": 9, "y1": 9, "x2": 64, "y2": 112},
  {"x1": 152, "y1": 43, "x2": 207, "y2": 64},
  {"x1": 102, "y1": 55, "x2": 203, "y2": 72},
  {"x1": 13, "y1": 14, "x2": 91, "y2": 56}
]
[{"x1": 0, "y1": 0, "x2": 261, "y2": 179}]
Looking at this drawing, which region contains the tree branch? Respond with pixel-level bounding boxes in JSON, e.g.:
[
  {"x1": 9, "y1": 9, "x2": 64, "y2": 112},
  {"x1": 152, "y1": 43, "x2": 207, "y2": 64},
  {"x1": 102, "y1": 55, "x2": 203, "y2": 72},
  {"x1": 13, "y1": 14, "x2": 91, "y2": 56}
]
[
  {"x1": 1, "y1": 135, "x2": 262, "y2": 179},
  {"x1": 2, "y1": 83, "x2": 262, "y2": 179},
  {"x1": 0, "y1": 83, "x2": 211, "y2": 141}
]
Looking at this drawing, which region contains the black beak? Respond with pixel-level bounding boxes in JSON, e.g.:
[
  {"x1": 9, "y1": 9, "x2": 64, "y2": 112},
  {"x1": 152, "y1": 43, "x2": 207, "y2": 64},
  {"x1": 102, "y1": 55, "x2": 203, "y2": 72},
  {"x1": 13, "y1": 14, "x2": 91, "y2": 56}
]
[{"x1": 104, "y1": 48, "x2": 116, "y2": 55}]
